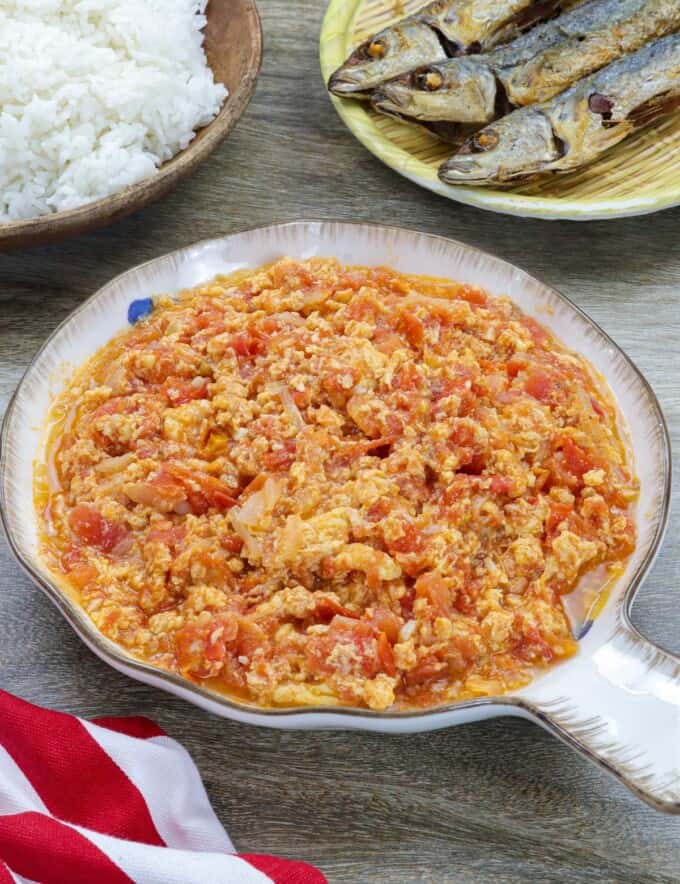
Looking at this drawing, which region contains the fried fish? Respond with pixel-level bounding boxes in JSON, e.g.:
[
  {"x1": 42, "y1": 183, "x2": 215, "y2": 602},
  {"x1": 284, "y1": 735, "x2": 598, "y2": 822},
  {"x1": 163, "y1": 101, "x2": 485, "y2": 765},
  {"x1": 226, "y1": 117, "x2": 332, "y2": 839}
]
[
  {"x1": 327, "y1": 0, "x2": 567, "y2": 98},
  {"x1": 372, "y1": 0, "x2": 680, "y2": 128},
  {"x1": 438, "y1": 32, "x2": 680, "y2": 185}
]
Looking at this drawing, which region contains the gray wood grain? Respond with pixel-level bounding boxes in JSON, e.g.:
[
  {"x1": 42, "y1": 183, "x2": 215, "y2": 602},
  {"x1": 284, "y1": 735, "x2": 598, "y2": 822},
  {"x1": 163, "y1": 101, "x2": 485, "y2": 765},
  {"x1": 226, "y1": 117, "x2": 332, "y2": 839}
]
[{"x1": 1, "y1": 2, "x2": 680, "y2": 881}]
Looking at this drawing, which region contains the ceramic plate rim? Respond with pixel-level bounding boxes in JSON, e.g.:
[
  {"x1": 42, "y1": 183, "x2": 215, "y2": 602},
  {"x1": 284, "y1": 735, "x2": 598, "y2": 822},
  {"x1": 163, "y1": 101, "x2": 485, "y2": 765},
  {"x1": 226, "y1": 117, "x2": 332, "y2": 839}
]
[{"x1": 0, "y1": 220, "x2": 672, "y2": 725}]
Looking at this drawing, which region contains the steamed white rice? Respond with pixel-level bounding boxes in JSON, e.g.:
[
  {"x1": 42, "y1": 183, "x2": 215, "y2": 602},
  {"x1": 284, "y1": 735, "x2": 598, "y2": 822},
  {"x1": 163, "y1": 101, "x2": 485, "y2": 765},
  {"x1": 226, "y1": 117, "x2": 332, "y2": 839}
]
[{"x1": 0, "y1": 0, "x2": 228, "y2": 221}]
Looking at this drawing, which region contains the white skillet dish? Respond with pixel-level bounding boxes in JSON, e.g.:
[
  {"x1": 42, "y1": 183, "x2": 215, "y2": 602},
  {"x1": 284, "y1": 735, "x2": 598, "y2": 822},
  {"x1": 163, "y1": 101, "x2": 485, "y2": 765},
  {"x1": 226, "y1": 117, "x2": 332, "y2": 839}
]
[{"x1": 1, "y1": 221, "x2": 677, "y2": 811}]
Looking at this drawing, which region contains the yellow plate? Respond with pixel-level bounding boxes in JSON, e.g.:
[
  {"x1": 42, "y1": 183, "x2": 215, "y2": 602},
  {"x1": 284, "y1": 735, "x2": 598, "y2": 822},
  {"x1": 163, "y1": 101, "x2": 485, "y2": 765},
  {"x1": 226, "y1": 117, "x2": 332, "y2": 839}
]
[{"x1": 320, "y1": 0, "x2": 680, "y2": 220}]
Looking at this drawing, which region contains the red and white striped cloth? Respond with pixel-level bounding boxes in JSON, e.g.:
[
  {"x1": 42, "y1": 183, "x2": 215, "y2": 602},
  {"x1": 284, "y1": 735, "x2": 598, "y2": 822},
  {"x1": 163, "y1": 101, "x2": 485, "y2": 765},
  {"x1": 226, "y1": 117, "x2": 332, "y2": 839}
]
[{"x1": 0, "y1": 690, "x2": 325, "y2": 884}]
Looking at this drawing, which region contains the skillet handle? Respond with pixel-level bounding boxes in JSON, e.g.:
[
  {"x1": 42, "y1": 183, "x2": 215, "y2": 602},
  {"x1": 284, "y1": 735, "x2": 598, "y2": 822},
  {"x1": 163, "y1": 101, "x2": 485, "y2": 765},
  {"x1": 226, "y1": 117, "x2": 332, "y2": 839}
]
[{"x1": 523, "y1": 620, "x2": 680, "y2": 812}]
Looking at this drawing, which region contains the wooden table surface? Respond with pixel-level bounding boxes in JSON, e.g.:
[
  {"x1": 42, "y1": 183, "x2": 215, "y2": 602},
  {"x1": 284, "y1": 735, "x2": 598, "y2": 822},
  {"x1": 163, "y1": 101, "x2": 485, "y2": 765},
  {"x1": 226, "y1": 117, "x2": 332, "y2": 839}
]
[{"x1": 1, "y1": 2, "x2": 680, "y2": 881}]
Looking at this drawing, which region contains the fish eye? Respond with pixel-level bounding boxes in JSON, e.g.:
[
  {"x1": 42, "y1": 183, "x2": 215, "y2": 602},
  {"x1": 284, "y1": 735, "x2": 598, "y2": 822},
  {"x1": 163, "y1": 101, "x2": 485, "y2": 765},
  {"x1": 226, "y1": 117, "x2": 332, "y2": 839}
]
[
  {"x1": 470, "y1": 130, "x2": 499, "y2": 152},
  {"x1": 367, "y1": 39, "x2": 387, "y2": 59},
  {"x1": 350, "y1": 38, "x2": 387, "y2": 64},
  {"x1": 414, "y1": 68, "x2": 443, "y2": 91}
]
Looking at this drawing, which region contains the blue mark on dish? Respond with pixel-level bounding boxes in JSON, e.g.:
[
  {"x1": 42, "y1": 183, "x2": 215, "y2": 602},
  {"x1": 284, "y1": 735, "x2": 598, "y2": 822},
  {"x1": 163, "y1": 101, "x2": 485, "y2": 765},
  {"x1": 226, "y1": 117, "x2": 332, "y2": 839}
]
[
  {"x1": 575, "y1": 619, "x2": 594, "y2": 640},
  {"x1": 128, "y1": 297, "x2": 154, "y2": 325}
]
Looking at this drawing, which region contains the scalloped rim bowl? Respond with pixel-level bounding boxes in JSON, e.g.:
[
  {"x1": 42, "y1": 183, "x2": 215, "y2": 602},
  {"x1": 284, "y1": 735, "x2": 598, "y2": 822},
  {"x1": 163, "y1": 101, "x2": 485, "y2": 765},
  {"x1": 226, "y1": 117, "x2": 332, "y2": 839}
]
[
  {"x1": 1, "y1": 221, "x2": 678, "y2": 811},
  {"x1": 0, "y1": 0, "x2": 262, "y2": 251}
]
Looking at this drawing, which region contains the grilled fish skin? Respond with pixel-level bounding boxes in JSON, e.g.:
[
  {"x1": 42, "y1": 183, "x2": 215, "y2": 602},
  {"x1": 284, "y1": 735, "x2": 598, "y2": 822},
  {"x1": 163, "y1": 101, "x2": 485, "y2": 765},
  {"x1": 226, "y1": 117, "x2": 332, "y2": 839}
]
[
  {"x1": 373, "y1": 0, "x2": 680, "y2": 124},
  {"x1": 328, "y1": 0, "x2": 566, "y2": 99},
  {"x1": 438, "y1": 32, "x2": 680, "y2": 185},
  {"x1": 497, "y1": 0, "x2": 680, "y2": 106}
]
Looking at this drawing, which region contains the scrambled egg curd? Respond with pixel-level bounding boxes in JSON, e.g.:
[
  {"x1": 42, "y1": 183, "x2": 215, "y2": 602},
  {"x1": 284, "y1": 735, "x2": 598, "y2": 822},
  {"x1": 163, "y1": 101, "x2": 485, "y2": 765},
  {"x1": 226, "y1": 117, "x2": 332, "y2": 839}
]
[{"x1": 37, "y1": 259, "x2": 637, "y2": 710}]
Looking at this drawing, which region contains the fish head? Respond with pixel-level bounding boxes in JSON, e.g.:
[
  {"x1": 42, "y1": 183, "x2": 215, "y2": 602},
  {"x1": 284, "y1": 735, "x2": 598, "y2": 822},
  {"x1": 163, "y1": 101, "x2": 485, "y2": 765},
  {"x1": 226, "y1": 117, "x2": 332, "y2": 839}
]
[
  {"x1": 439, "y1": 107, "x2": 563, "y2": 185},
  {"x1": 372, "y1": 58, "x2": 498, "y2": 124},
  {"x1": 328, "y1": 19, "x2": 447, "y2": 98}
]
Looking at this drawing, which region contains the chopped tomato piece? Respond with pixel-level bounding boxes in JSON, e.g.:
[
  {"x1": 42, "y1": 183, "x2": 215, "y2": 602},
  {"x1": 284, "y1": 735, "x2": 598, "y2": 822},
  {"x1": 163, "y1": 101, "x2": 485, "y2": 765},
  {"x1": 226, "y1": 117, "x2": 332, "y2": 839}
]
[
  {"x1": 391, "y1": 363, "x2": 421, "y2": 391},
  {"x1": 346, "y1": 434, "x2": 400, "y2": 460},
  {"x1": 68, "y1": 505, "x2": 130, "y2": 554},
  {"x1": 290, "y1": 388, "x2": 310, "y2": 408},
  {"x1": 162, "y1": 377, "x2": 208, "y2": 405},
  {"x1": 376, "y1": 632, "x2": 396, "y2": 676},
  {"x1": 220, "y1": 533, "x2": 245, "y2": 554},
  {"x1": 386, "y1": 414, "x2": 404, "y2": 437},
  {"x1": 521, "y1": 317, "x2": 549, "y2": 345},
  {"x1": 186, "y1": 491, "x2": 210, "y2": 516},
  {"x1": 397, "y1": 313, "x2": 424, "y2": 349},
  {"x1": 367, "y1": 608, "x2": 402, "y2": 643},
  {"x1": 346, "y1": 297, "x2": 377, "y2": 322},
  {"x1": 306, "y1": 616, "x2": 392, "y2": 679},
  {"x1": 490, "y1": 475, "x2": 513, "y2": 496},
  {"x1": 429, "y1": 377, "x2": 454, "y2": 402},
  {"x1": 525, "y1": 370, "x2": 553, "y2": 402},
  {"x1": 400, "y1": 587, "x2": 416, "y2": 618},
  {"x1": 125, "y1": 468, "x2": 186, "y2": 512},
  {"x1": 192, "y1": 307, "x2": 226, "y2": 332},
  {"x1": 258, "y1": 317, "x2": 280, "y2": 335},
  {"x1": 136, "y1": 351, "x2": 177, "y2": 384},
  {"x1": 459, "y1": 452, "x2": 486, "y2": 476},
  {"x1": 386, "y1": 521, "x2": 424, "y2": 556},
  {"x1": 206, "y1": 487, "x2": 238, "y2": 510},
  {"x1": 262, "y1": 440, "x2": 297, "y2": 471},
  {"x1": 404, "y1": 657, "x2": 447, "y2": 688},
  {"x1": 514, "y1": 621, "x2": 555, "y2": 664},
  {"x1": 458, "y1": 284, "x2": 487, "y2": 306},
  {"x1": 442, "y1": 475, "x2": 474, "y2": 505},
  {"x1": 93, "y1": 397, "x2": 126, "y2": 418},
  {"x1": 415, "y1": 572, "x2": 450, "y2": 615},
  {"x1": 546, "y1": 502, "x2": 572, "y2": 535},
  {"x1": 561, "y1": 438, "x2": 594, "y2": 480},
  {"x1": 236, "y1": 620, "x2": 267, "y2": 659},
  {"x1": 321, "y1": 367, "x2": 358, "y2": 396},
  {"x1": 175, "y1": 614, "x2": 239, "y2": 679},
  {"x1": 315, "y1": 597, "x2": 359, "y2": 621},
  {"x1": 61, "y1": 548, "x2": 99, "y2": 587},
  {"x1": 239, "y1": 472, "x2": 271, "y2": 500},
  {"x1": 452, "y1": 588, "x2": 476, "y2": 615},
  {"x1": 506, "y1": 356, "x2": 526, "y2": 378},
  {"x1": 449, "y1": 422, "x2": 475, "y2": 449},
  {"x1": 366, "y1": 498, "x2": 391, "y2": 522},
  {"x1": 373, "y1": 327, "x2": 404, "y2": 356},
  {"x1": 229, "y1": 330, "x2": 267, "y2": 358},
  {"x1": 67, "y1": 563, "x2": 99, "y2": 588},
  {"x1": 147, "y1": 522, "x2": 187, "y2": 548},
  {"x1": 269, "y1": 260, "x2": 314, "y2": 290},
  {"x1": 167, "y1": 465, "x2": 238, "y2": 511},
  {"x1": 452, "y1": 633, "x2": 478, "y2": 666}
]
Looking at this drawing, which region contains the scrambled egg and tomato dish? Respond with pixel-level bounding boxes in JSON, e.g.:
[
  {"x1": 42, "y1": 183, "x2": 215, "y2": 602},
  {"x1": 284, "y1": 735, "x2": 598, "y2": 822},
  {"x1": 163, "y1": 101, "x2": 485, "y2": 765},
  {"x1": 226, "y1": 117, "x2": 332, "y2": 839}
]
[{"x1": 37, "y1": 259, "x2": 637, "y2": 710}]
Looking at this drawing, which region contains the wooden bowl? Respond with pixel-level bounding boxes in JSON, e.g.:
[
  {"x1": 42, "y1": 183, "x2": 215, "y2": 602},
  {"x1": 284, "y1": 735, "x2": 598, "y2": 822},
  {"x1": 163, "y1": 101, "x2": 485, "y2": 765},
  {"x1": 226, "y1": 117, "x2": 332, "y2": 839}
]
[
  {"x1": 321, "y1": 0, "x2": 680, "y2": 220},
  {"x1": 0, "y1": 0, "x2": 262, "y2": 251}
]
